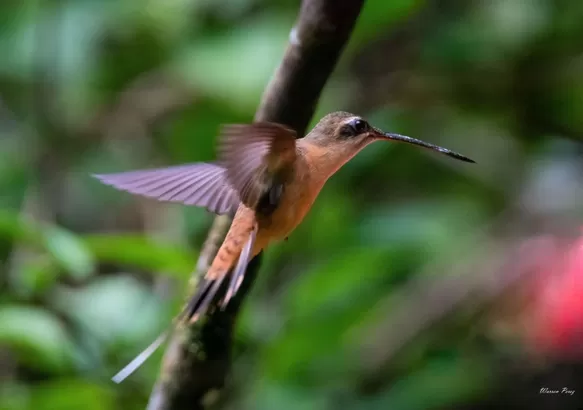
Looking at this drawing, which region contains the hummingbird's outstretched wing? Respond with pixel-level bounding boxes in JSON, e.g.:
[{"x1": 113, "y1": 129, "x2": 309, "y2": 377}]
[
  {"x1": 93, "y1": 163, "x2": 240, "y2": 215},
  {"x1": 219, "y1": 123, "x2": 297, "y2": 212}
]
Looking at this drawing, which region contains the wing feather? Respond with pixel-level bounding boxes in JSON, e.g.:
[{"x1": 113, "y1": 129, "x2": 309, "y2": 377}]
[
  {"x1": 218, "y1": 123, "x2": 297, "y2": 209},
  {"x1": 94, "y1": 163, "x2": 239, "y2": 215}
]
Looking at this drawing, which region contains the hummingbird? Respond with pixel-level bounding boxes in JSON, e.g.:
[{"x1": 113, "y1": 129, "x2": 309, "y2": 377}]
[{"x1": 95, "y1": 111, "x2": 474, "y2": 381}]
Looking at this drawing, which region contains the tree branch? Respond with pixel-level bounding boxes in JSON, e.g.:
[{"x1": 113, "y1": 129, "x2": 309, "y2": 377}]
[{"x1": 147, "y1": 1, "x2": 365, "y2": 409}]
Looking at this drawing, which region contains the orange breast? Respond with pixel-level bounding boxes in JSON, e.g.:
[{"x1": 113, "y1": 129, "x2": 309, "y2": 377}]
[
  {"x1": 232, "y1": 142, "x2": 334, "y2": 257},
  {"x1": 254, "y1": 157, "x2": 324, "y2": 252}
]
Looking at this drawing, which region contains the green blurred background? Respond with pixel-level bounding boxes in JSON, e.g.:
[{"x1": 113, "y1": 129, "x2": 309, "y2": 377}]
[{"x1": 1, "y1": 0, "x2": 583, "y2": 409}]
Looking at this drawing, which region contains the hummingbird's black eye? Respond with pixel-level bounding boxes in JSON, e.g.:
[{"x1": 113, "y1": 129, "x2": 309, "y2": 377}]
[
  {"x1": 338, "y1": 117, "x2": 370, "y2": 139},
  {"x1": 349, "y1": 118, "x2": 368, "y2": 135}
]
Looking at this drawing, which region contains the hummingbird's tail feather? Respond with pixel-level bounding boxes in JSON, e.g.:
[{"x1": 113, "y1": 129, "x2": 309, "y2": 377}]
[
  {"x1": 111, "y1": 330, "x2": 168, "y2": 383},
  {"x1": 187, "y1": 273, "x2": 228, "y2": 323},
  {"x1": 109, "y1": 267, "x2": 228, "y2": 382},
  {"x1": 110, "y1": 210, "x2": 259, "y2": 381},
  {"x1": 184, "y1": 214, "x2": 258, "y2": 321},
  {"x1": 182, "y1": 276, "x2": 215, "y2": 321},
  {"x1": 222, "y1": 224, "x2": 258, "y2": 307}
]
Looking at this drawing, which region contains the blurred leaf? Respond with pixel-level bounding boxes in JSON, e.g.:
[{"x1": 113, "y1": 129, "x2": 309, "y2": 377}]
[
  {"x1": 0, "y1": 381, "x2": 28, "y2": 410},
  {"x1": 0, "y1": 305, "x2": 75, "y2": 372},
  {"x1": 139, "y1": 0, "x2": 198, "y2": 43},
  {"x1": 171, "y1": 14, "x2": 291, "y2": 110},
  {"x1": 164, "y1": 100, "x2": 246, "y2": 162},
  {"x1": 85, "y1": 234, "x2": 195, "y2": 277},
  {"x1": 261, "y1": 248, "x2": 400, "y2": 385},
  {"x1": 480, "y1": 0, "x2": 550, "y2": 53},
  {"x1": 42, "y1": 226, "x2": 95, "y2": 280},
  {"x1": 251, "y1": 381, "x2": 327, "y2": 410},
  {"x1": 27, "y1": 379, "x2": 116, "y2": 410},
  {"x1": 358, "y1": 200, "x2": 482, "y2": 257},
  {"x1": 0, "y1": 210, "x2": 195, "y2": 278},
  {"x1": 0, "y1": 1, "x2": 110, "y2": 81},
  {"x1": 0, "y1": 211, "x2": 40, "y2": 245},
  {"x1": 381, "y1": 356, "x2": 491, "y2": 410},
  {"x1": 549, "y1": 59, "x2": 583, "y2": 134},
  {"x1": 349, "y1": 0, "x2": 423, "y2": 46},
  {"x1": 12, "y1": 255, "x2": 61, "y2": 298},
  {"x1": 0, "y1": 129, "x2": 34, "y2": 209},
  {"x1": 51, "y1": 275, "x2": 167, "y2": 346},
  {"x1": 286, "y1": 248, "x2": 395, "y2": 321}
]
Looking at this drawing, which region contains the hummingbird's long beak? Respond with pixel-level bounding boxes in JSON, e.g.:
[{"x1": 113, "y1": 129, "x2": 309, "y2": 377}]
[{"x1": 381, "y1": 131, "x2": 475, "y2": 163}]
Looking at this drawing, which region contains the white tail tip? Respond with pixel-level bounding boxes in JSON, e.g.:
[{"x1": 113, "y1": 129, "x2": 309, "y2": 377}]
[{"x1": 112, "y1": 331, "x2": 168, "y2": 383}]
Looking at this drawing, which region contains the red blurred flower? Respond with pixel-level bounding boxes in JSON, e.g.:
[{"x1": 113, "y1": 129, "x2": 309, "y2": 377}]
[{"x1": 527, "y1": 232, "x2": 583, "y2": 358}]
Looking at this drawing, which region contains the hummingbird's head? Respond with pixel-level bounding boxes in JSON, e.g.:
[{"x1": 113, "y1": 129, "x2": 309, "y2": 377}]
[{"x1": 307, "y1": 111, "x2": 474, "y2": 164}]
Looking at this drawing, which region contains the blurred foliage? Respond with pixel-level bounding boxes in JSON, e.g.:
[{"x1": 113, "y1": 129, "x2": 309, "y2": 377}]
[{"x1": 1, "y1": 0, "x2": 583, "y2": 409}]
